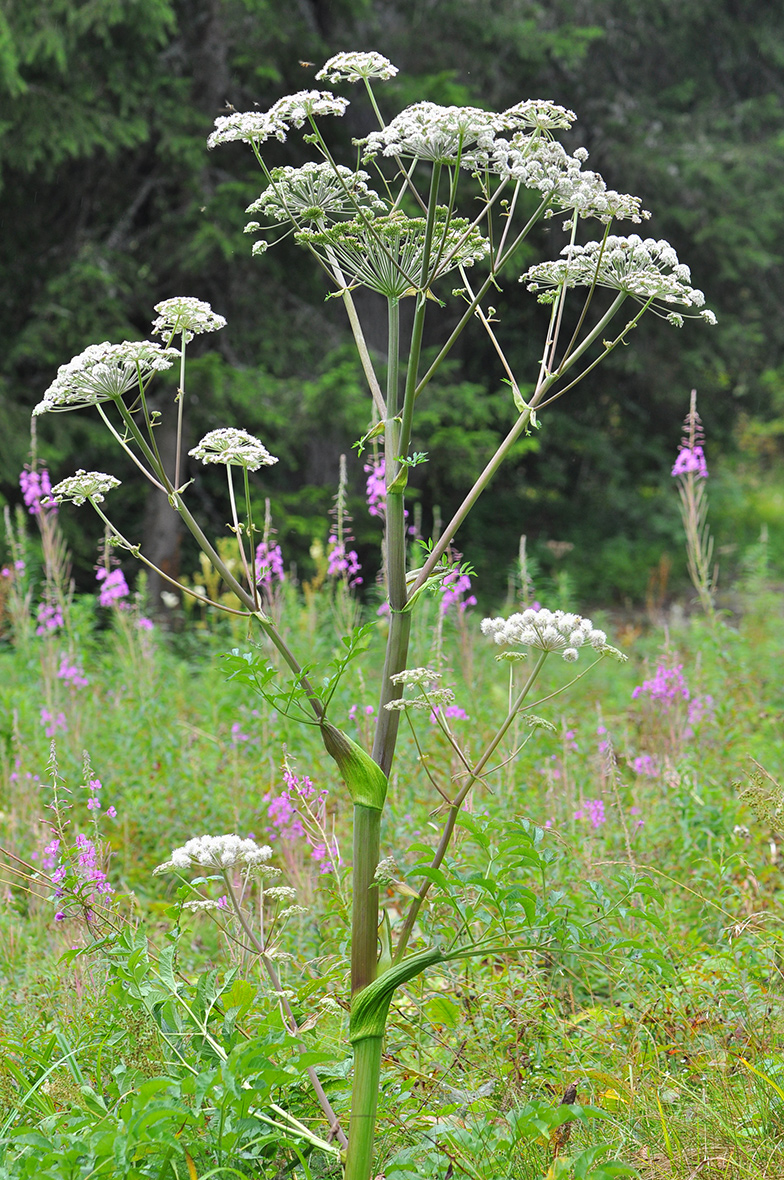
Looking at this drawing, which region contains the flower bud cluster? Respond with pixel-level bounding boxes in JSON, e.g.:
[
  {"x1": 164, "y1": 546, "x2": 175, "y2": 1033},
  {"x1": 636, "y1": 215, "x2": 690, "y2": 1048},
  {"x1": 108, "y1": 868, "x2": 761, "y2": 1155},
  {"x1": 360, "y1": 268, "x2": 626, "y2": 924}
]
[
  {"x1": 481, "y1": 608, "x2": 623, "y2": 663},
  {"x1": 154, "y1": 834, "x2": 275, "y2": 874}
]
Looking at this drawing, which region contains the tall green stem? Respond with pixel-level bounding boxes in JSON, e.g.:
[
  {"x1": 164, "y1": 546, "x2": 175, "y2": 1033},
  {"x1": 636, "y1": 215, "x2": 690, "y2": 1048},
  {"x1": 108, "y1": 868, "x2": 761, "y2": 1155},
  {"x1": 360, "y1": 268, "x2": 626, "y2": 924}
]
[
  {"x1": 351, "y1": 804, "x2": 382, "y2": 995},
  {"x1": 344, "y1": 1039, "x2": 383, "y2": 1180}
]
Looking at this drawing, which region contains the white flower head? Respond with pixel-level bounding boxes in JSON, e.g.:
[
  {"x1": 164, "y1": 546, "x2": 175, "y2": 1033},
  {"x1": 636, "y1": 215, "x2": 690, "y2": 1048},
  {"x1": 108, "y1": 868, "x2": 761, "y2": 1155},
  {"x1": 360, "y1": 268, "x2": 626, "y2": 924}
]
[
  {"x1": 51, "y1": 470, "x2": 121, "y2": 506},
  {"x1": 246, "y1": 163, "x2": 385, "y2": 232},
  {"x1": 316, "y1": 51, "x2": 398, "y2": 84},
  {"x1": 522, "y1": 235, "x2": 713, "y2": 318},
  {"x1": 152, "y1": 297, "x2": 227, "y2": 343},
  {"x1": 208, "y1": 91, "x2": 348, "y2": 149},
  {"x1": 486, "y1": 135, "x2": 649, "y2": 223},
  {"x1": 390, "y1": 667, "x2": 441, "y2": 686},
  {"x1": 155, "y1": 834, "x2": 274, "y2": 874},
  {"x1": 357, "y1": 102, "x2": 505, "y2": 165},
  {"x1": 189, "y1": 428, "x2": 279, "y2": 471},
  {"x1": 481, "y1": 607, "x2": 619, "y2": 663},
  {"x1": 34, "y1": 341, "x2": 178, "y2": 415},
  {"x1": 503, "y1": 99, "x2": 577, "y2": 133}
]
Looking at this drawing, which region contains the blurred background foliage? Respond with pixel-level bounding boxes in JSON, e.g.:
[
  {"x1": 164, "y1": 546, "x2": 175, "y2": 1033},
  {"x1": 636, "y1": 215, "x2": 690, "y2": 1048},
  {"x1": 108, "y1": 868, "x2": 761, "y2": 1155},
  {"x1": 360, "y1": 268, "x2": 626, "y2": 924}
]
[{"x1": 1, "y1": 0, "x2": 782, "y2": 606}]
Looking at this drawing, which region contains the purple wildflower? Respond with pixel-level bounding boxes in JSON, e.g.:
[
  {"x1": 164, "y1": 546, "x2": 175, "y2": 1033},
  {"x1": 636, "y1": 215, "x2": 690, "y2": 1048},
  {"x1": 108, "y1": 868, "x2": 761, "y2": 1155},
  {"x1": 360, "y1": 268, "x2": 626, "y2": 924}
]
[
  {"x1": 96, "y1": 567, "x2": 129, "y2": 606},
  {"x1": 632, "y1": 664, "x2": 690, "y2": 702},
  {"x1": 40, "y1": 708, "x2": 67, "y2": 737},
  {"x1": 36, "y1": 601, "x2": 63, "y2": 636},
  {"x1": 575, "y1": 798, "x2": 606, "y2": 829},
  {"x1": 20, "y1": 467, "x2": 56, "y2": 517},
  {"x1": 255, "y1": 540, "x2": 285, "y2": 586},
  {"x1": 364, "y1": 460, "x2": 386, "y2": 519},
  {"x1": 440, "y1": 569, "x2": 477, "y2": 617},
  {"x1": 327, "y1": 536, "x2": 362, "y2": 585},
  {"x1": 429, "y1": 704, "x2": 470, "y2": 724},
  {"x1": 58, "y1": 657, "x2": 88, "y2": 688},
  {"x1": 106, "y1": 806, "x2": 117, "y2": 818},
  {"x1": 632, "y1": 754, "x2": 659, "y2": 777},
  {"x1": 672, "y1": 446, "x2": 708, "y2": 479}
]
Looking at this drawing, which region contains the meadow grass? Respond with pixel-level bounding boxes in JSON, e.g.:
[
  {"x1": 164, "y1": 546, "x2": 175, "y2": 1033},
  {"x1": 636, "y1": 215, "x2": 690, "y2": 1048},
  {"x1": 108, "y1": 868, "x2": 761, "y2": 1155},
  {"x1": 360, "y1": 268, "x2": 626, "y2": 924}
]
[{"x1": 0, "y1": 573, "x2": 783, "y2": 1178}]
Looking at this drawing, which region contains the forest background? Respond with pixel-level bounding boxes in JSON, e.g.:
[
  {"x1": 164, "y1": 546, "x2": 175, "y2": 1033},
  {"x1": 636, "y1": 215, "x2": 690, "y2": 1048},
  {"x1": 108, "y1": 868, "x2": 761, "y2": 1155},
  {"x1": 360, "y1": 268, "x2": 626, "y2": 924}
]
[{"x1": 1, "y1": 0, "x2": 782, "y2": 608}]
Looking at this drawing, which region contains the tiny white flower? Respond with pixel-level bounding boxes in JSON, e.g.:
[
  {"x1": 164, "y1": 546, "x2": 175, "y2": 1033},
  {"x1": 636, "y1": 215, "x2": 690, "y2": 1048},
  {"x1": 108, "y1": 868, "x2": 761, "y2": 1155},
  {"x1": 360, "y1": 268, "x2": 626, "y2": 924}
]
[
  {"x1": 316, "y1": 51, "x2": 398, "y2": 84},
  {"x1": 189, "y1": 428, "x2": 278, "y2": 471},
  {"x1": 51, "y1": 470, "x2": 121, "y2": 506}
]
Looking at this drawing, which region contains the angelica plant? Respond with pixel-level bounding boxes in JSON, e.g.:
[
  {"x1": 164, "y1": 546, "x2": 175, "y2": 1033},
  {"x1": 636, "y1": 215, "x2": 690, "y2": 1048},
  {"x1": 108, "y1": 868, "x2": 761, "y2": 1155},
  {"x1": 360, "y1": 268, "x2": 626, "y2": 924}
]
[{"x1": 34, "y1": 49, "x2": 717, "y2": 1180}]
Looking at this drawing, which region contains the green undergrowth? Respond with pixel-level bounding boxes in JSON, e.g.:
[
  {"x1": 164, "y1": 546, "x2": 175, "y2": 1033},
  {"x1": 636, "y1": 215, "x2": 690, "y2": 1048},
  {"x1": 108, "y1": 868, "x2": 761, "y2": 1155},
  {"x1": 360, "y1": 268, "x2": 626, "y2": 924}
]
[{"x1": 1, "y1": 591, "x2": 784, "y2": 1178}]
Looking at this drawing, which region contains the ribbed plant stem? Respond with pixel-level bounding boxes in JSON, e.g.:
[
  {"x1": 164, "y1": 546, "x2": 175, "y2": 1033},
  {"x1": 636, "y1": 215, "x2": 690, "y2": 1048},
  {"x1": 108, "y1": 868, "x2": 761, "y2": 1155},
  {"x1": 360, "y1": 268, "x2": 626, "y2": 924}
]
[
  {"x1": 352, "y1": 804, "x2": 381, "y2": 995},
  {"x1": 344, "y1": 1037, "x2": 383, "y2": 1180}
]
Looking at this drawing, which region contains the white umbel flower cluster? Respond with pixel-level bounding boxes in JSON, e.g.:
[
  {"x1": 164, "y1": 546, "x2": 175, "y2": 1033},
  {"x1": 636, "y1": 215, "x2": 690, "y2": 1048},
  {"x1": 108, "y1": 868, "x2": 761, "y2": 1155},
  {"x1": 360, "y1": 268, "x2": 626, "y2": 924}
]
[
  {"x1": 522, "y1": 235, "x2": 715, "y2": 316},
  {"x1": 478, "y1": 137, "x2": 647, "y2": 223},
  {"x1": 154, "y1": 834, "x2": 274, "y2": 874},
  {"x1": 34, "y1": 341, "x2": 178, "y2": 415},
  {"x1": 297, "y1": 209, "x2": 489, "y2": 300},
  {"x1": 189, "y1": 428, "x2": 279, "y2": 470},
  {"x1": 152, "y1": 297, "x2": 227, "y2": 343},
  {"x1": 51, "y1": 470, "x2": 121, "y2": 506},
  {"x1": 481, "y1": 608, "x2": 624, "y2": 663},
  {"x1": 245, "y1": 163, "x2": 385, "y2": 229},
  {"x1": 390, "y1": 667, "x2": 441, "y2": 686},
  {"x1": 316, "y1": 51, "x2": 398, "y2": 83},
  {"x1": 208, "y1": 91, "x2": 348, "y2": 148},
  {"x1": 503, "y1": 99, "x2": 577, "y2": 132},
  {"x1": 358, "y1": 102, "x2": 505, "y2": 164},
  {"x1": 385, "y1": 668, "x2": 455, "y2": 711}
]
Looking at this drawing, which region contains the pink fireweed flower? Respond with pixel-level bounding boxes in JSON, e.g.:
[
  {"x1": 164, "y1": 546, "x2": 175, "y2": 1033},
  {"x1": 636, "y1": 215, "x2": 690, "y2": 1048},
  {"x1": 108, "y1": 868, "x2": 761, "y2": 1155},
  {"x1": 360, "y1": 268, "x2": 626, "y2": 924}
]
[
  {"x1": 575, "y1": 798, "x2": 606, "y2": 828},
  {"x1": 429, "y1": 704, "x2": 470, "y2": 724},
  {"x1": 20, "y1": 467, "x2": 57, "y2": 517},
  {"x1": 106, "y1": 805, "x2": 117, "y2": 818},
  {"x1": 365, "y1": 460, "x2": 386, "y2": 518},
  {"x1": 632, "y1": 664, "x2": 690, "y2": 702},
  {"x1": 632, "y1": 754, "x2": 658, "y2": 777},
  {"x1": 58, "y1": 657, "x2": 88, "y2": 688},
  {"x1": 255, "y1": 540, "x2": 285, "y2": 586},
  {"x1": 440, "y1": 569, "x2": 477, "y2": 616},
  {"x1": 326, "y1": 536, "x2": 362, "y2": 585},
  {"x1": 96, "y1": 567, "x2": 129, "y2": 606},
  {"x1": 87, "y1": 797, "x2": 101, "y2": 810},
  {"x1": 672, "y1": 445, "x2": 708, "y2": 479},
  {"x1": 349, "y1": 704, "x2": 375, "y2": 721},
  {"x1": 36, "y1": 601, "x2": 63, "y2": 636},
  {"x1": 40, "y1": 708, "x2": 67, "y2": 737},
  {"x1": 137, "y1": 616, "x2": 154, "y2": 631}
]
